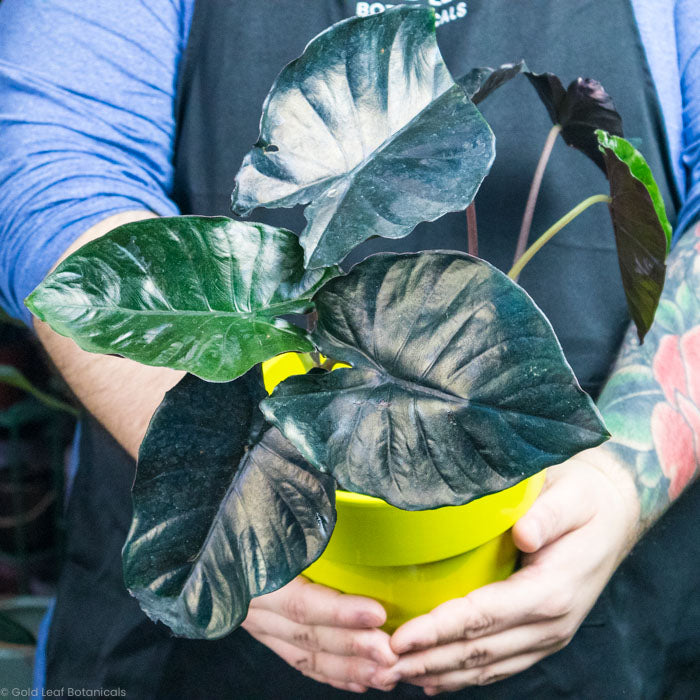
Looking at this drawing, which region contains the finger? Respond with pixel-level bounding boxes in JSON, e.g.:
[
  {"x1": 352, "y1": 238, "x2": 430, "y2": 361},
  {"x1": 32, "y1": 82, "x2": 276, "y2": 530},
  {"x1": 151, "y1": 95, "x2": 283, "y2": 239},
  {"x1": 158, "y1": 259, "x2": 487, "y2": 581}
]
[
  {"x1": 512, "y1": 465, "x2": 595, "y2": 553},
  {"x1": 251, "y1": 632, "x2": 389, "y2": 690},
  {"x1": 411, "y1": 650, "x2": 549, "y2": 693},
  {"x1": 377, "y1": 620, "x2": 568, "y2": 684},
  {"x1": 390, "y1": 569, "x2": 557, "y2": 653},
  {"x1": 305, "y1": 672, "x2": 368, "y2": 694},
  {"x1": 251, "y1": 577, "x2": 387, "y2": 628},
  {"x1": 244, "y1": 607, "x2": 398, "y2": 665}
]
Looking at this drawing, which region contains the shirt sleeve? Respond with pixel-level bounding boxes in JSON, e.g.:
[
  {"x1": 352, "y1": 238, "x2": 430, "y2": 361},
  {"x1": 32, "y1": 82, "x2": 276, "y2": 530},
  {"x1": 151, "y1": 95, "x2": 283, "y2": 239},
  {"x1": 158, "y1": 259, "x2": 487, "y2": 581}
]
[
  {"x1": 675, "y1": 0, "x2": 700, "y2": 241},
  {"x1": 0, "y1": 0, "x2": 194, "y2": 324}
]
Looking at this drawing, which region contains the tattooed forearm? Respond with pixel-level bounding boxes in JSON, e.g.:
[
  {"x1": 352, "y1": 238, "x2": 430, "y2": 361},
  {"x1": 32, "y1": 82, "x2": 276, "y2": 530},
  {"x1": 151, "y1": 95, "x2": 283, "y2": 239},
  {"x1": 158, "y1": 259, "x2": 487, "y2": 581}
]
[{"x1": 597, "y1": 223, "x2": 700, "y2": 527}]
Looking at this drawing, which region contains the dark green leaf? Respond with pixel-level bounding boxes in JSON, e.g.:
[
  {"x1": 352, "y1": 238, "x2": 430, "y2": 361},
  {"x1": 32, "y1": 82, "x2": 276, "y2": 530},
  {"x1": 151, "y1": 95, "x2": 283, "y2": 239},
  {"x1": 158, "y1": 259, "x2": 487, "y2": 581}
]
[
  {"x1": 597, "y1": 131, "x2": 671, "y2": 342},
  {"x1": 526, "y1": 71, "x2": 623, "y2": 171},
  {"x1": 231, "y1": 6, "x2": 495, "y2": 269},
  {"x1": 458, "y1": 61, "x2": 527, "y2": 105},
  {"x1": 0, "y1": 611, "x2": 36, "y2": 646},
  {"x1": 26, "y1": 217, "x2": 337, "y2": 382},
  {"x1": 262, "y1": 253, "x2": 608, "y2": 510},
  {"x1": 0, "y1": 365, "x2": 77, "y2": 415},
  {"x1": 123, "y1": 370, "x2": 336, "y2": 639}
]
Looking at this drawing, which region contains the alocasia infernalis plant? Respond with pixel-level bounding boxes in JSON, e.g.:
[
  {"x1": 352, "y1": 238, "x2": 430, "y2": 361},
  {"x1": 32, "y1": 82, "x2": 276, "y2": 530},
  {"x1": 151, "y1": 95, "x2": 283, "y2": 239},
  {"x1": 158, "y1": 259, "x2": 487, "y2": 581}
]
[{"x1": 25, "y1": 7, "x2": 672, "y2": 639}]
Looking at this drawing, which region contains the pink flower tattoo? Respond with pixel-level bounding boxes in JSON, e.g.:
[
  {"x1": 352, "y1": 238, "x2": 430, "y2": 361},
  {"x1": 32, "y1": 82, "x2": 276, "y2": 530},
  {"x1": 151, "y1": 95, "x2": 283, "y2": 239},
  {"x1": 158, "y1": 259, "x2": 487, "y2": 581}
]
[{"x1": 651, "y1": 326, "x2": 700, "y2": 499}]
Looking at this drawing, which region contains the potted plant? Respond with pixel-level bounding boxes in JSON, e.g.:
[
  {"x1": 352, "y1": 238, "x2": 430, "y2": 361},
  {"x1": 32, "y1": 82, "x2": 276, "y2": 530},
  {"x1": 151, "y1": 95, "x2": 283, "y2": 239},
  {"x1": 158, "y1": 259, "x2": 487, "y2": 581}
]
[
  {"x1": 261, "y1": 350, "x2": 547, "y2": 631},
  {"x1": 24, "y1": 6, "x2": 671, "y2": 639}
]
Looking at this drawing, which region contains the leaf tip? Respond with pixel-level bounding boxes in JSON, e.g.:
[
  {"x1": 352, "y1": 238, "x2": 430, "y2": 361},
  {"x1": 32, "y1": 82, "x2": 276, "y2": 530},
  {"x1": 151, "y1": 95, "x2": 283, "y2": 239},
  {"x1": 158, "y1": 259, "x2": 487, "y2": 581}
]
[
  {"x1": 230, "y1": 185, "x2": 251, "y2": 217},
  {"x1": 23, "y1": 289, "x2": 44, "y2": 321},
  {"x1": 635, "y1": 325, "x2": 648, "y2": 346},
  {"x1": 595, "y1": 128, "x2": 615, "y2": 154}
]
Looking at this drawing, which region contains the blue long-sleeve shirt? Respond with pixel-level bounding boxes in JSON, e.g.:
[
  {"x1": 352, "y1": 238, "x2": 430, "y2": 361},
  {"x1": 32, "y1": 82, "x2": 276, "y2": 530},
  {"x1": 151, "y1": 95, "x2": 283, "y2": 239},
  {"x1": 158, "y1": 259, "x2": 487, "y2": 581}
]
[{"x1": 0, "y1": 0, "x2": 698, "y2": 325}]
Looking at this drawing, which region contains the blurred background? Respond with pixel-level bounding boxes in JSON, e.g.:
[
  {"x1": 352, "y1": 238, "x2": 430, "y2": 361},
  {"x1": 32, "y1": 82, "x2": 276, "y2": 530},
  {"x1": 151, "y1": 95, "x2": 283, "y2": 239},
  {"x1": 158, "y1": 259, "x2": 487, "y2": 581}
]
[{"x1": 0, "y1": 309, "x2": 77, "y2": 687}]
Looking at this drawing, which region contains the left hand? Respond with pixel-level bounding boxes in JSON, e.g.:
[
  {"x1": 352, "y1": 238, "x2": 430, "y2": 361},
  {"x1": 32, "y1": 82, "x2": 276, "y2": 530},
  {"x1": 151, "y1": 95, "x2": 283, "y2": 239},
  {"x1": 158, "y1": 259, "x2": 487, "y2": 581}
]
[
  {"x1": 243, "y1": 577, "x2": 399, "y2": 693},
  {"x1": 371, "y1": 449, "x2": 640, "y2": 694}
]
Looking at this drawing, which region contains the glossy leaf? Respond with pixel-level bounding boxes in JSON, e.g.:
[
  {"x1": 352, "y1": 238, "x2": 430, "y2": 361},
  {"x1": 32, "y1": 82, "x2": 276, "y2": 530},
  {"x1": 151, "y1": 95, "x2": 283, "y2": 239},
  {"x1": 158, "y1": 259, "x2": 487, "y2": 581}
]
[
  {"x1": 123, "y1": 371, "x2": 336, "y2": 639},
  {"x1": 26, "y1": 217, "x2": 337, "y2": 382},
  {"x1": 458, "y1": 61, "x2": 527, "y2": 105},
  {"x1": 597, "y1": 131, "x2": 672, "y2": 342},
  {"x1": 231, "y1": 6, "x2": 495, "y2": 269},
  {"x1": 0, "y1": 365, "x2": 77, "y2": 415},
  {"x1": 526, "y1": 71, "x2": 623, "y2": 171},
  {"x1": 262, "y1": 253, "x2": 608, "y2": 510}
]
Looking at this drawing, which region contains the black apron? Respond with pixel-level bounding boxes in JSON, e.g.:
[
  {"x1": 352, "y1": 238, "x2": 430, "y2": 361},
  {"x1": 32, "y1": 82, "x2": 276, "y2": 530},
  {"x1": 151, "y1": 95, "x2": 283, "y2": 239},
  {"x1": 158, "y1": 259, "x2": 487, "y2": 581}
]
[{"x1": 46, "y1": 1, "x2": 699, "y2": 697}]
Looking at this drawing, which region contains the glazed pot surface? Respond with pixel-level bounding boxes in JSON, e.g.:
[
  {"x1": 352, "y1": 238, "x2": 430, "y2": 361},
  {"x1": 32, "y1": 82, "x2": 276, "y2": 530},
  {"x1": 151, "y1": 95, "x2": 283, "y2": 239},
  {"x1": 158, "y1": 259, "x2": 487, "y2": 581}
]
[{"x1": 303, "y1": 472, "x2": 545, "y2": 630}]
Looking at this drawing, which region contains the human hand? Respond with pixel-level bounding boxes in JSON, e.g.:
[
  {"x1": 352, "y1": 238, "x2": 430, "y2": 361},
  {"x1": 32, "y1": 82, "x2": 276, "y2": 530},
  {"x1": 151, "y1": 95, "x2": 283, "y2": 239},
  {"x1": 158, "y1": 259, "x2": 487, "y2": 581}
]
[
  {"x1": 372, "y1": 451, "x2": 640, "y2": 694},
  {"x1": 243, "y1": 576, "x2": 399, "y2": 693}
]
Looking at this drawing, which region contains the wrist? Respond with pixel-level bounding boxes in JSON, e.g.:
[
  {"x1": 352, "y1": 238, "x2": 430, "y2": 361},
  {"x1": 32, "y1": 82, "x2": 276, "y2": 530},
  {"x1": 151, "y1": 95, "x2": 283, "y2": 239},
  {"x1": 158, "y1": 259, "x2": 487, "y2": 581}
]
[{"x1": 570, "y1": 443, "x2": 643, "y2": 550}]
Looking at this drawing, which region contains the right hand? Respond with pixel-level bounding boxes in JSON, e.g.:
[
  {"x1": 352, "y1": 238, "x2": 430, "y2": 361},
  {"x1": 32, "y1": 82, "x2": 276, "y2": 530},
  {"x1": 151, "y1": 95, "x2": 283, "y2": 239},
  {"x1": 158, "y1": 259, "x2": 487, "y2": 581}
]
[{"x1": 243, "y1": 576, "x2": 399, "y2": 693}]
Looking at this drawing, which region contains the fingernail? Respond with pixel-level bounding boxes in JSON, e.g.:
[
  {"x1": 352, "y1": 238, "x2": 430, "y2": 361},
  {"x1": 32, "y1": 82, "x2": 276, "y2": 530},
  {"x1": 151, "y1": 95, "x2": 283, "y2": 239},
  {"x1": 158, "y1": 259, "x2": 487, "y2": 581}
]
[{"x1": 359, "y1": 612, "x2": 382, "y2": 627}]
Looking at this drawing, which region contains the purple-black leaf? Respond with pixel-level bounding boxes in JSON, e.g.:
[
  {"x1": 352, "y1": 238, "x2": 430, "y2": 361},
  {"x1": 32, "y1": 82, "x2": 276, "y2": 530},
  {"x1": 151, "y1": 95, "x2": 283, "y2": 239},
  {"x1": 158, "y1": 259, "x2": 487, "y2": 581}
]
[
  {"x1": 458, "y1": 60, "x2": 527, "y2": 105},
  {"x1": 526, "y1": 72, "x2": 624, "y2": 172}
]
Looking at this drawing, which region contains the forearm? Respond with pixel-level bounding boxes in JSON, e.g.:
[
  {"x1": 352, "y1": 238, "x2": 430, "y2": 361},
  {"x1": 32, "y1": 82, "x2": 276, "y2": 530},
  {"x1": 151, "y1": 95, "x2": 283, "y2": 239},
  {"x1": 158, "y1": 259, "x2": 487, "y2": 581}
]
[
  {"x1": 597, "y1": 222, "x2": 700, "y2": 531},
  {"x1": 33, "y1": 210, "x2": 184, "y2": 459}
]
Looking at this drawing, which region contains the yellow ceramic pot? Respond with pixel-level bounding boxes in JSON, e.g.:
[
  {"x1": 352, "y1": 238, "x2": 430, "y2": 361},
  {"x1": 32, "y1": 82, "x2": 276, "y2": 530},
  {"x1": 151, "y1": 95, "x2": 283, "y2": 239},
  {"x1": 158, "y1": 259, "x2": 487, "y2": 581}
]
[{"x1": 262, "y1": 353, "x2": 546, "y2": 631}]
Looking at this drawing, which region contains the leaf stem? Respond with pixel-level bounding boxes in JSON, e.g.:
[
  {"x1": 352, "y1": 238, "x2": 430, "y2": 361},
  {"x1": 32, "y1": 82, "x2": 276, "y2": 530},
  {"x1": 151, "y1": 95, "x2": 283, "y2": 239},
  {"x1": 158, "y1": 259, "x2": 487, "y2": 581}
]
[
  {"x1": 512, "y1": 124, "x2": 562, "y2": 269},
  {"x1": 508, "y1": 194, "x2": 612, "y2": 280},
  {"x1": 466, "y1": 203, "x2": 478, "y2": 257}
]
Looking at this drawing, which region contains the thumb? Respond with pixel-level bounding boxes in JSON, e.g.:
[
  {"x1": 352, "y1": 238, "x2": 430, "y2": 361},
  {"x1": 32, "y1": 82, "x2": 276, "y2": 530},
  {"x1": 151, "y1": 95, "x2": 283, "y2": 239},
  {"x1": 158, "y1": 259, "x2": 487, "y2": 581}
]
[{"x1": 512, "y1": 466, "x2": 595, "y2": 553}]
